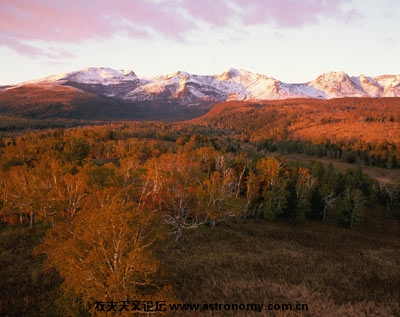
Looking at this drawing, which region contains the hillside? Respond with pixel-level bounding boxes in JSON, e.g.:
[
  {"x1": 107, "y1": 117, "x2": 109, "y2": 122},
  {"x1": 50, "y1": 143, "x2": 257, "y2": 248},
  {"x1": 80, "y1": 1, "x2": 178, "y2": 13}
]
[
  {"x1": 194, "y1": 97, "x2": 400, "y2": 143},
  {"x1": 0, "y1": 83, "x2": 124, "y2": 119},
  {"x1": 0, "y1": 83, "x2": 212, "y2": 121},
  {"x1": 191, "y1": 97, "x2": 400, "y2": 169}
]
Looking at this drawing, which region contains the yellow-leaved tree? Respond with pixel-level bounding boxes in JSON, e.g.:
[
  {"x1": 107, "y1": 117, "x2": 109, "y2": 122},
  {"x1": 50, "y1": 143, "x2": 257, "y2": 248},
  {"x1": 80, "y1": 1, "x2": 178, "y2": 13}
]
[
  {"x1": 141, "y1": 152, "x2": 206, "y2": 241},
  {"x1": 37, "y1": 188, "x2": 172, "y2": 314}
]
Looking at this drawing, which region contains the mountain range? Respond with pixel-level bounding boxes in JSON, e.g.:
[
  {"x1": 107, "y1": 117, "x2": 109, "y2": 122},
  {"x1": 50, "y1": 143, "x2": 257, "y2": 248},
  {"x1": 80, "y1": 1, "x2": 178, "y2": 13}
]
[{"x1": 1, "y1": 67, "x2": 399, "y2": 121}]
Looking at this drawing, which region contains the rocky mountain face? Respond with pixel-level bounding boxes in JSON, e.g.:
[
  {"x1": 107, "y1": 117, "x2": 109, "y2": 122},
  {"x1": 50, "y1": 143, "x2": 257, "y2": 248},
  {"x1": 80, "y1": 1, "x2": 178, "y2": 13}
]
[
  {"x1": 18, "y1": 67, "x2": 400, "y2": 103},
  {"x1": 1, "y1": 67, "x2": 399, "y2": 121}
]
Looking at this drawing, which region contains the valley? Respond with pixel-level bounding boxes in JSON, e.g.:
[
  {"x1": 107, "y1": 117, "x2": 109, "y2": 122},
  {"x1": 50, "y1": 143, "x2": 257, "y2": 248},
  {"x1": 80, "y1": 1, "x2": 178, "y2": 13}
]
[{"x1": 0, "y1": 68, "x2": 399, "y2": 316}]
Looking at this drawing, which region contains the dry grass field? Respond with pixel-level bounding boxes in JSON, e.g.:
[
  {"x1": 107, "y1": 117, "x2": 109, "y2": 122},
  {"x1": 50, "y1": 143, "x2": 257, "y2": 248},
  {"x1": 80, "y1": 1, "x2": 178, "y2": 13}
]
[{"x1": 162, "y1": 217, "x2": 400, "y2": 316}]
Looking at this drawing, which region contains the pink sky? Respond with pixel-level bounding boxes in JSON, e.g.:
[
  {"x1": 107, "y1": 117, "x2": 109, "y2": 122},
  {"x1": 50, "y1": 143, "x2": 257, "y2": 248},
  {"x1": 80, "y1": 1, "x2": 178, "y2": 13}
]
[
  {"x1": 0, "y1": 0, "x2": 399, "y2": 84},
  {"x1": 0, "y1": 0, "x2": 356, "y2": 58}
]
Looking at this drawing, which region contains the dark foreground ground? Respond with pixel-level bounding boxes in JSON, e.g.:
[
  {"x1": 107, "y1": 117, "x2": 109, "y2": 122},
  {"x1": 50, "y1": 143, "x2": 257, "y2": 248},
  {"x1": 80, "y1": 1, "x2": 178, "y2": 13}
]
[
  {"x1": 1, "y1": 208, "x2": 399, "y2": 316},
  {"x1": 162, "y1": 211, "x2": 400, "y2": 316}
]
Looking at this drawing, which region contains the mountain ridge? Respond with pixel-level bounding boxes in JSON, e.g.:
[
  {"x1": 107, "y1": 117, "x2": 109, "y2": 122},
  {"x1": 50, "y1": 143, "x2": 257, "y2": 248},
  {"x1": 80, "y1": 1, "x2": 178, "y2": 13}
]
[
  {"x1": 1, "y1": 67, "x2": 400, "y2": 121},
  {"x1": 10, "y1": 67, "x2": 400, "y2": 102}
]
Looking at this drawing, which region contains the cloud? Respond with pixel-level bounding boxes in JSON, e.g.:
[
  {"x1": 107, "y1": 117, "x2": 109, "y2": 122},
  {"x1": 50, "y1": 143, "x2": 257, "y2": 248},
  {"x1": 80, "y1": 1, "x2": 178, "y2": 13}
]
[
  {"x1": 182, "y1": 0, "x2": 236, "y2": 26},
  {"x1": 0, "y1": 34, "x2": 75, "y2": 59},
  {"x1": 0, "y1": 0, "x2": 196, "y2": 57},
  {"x1": 0, "y1": 0, "x2": 359, "y2": 58},
  {"x1": 0, "y1": 34, "x2": 46, "y2": 57},
  {"x1": 231, "y1": 0, "x2": 357, "y2": 28}
]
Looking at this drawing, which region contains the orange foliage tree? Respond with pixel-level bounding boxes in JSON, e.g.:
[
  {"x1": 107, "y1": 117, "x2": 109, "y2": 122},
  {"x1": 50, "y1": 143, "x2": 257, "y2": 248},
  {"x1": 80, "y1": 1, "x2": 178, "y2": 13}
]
[
  {"x1": 37, "y1": 189, "x2": 170, "y2": 313},
  {"x1": 141, "y1": 152, "x2": 206, "y2": 241}
]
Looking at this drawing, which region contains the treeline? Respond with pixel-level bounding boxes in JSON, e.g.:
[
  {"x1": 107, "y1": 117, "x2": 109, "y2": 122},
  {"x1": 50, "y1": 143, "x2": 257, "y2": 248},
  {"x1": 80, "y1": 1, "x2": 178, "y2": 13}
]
[
  {"x1": 1, "y1": 123, "x2": 399, "y2": 315},
  {"x1": 195, "y1": 98, "x2": 400, "y2": 169},
  {"x1": 0, "y1": 116, "x2": 100, "y2": 132},
  {"x1": 257, "y1": 139, "x2": 400, "y2": 169}
]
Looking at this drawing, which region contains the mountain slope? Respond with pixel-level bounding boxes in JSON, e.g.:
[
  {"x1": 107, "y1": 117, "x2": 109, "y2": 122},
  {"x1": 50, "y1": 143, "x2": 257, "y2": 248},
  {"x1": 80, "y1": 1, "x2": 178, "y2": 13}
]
[
  {"x1": 26, "y1": 67, "x2": 400, "y2": 102},
  {"x1": 191, "y1": 97, "x2": 400, "y2": 145},
  {"x1": 0, "y1": 82, "x2": 213, "y2": 121},
  {"x1": 2, "y1": 67, "x2": 400, "y2": 121},
  {"x1": 0, "y1": 83, "x2": 146, "y2": 120}
]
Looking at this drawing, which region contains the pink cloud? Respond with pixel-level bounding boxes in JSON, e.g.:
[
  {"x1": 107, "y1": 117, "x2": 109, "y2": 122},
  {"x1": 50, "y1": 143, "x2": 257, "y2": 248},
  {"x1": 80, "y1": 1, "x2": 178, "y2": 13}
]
[
  {"x1": 0, "y1": 33, "x2": 75, "y2": 59},
  {"x1": 2, "y1": 1, "x2": 108, "y2": 42},
  {"x1": 232, "y1": 0, "x2": 357, "y2": 28},
  {"x1": 0, "y1": 34, "x2": 46, "y2": 57},
  {"x1": 0, "y1": 0, "x2": 359, "y2": 58},
  {"x1": 182, "y1": 0, "x2": 235, "y2": 26},
  {"x1": 1, "y1": 0, "x2": 194, "y2": 41},
  {"x1": 0, "y1": 0, "x2": 196, "y2": 57}
]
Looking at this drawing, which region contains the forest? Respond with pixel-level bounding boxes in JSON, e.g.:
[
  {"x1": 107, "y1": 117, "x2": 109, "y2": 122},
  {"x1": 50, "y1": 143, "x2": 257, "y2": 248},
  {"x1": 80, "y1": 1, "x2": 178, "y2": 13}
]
[
  {"x1": 1, "y1": 98, "x2": 400, "y2": 316},
  {"x1": 195, "y1": 98, "x2": 400, "y2": 168}
]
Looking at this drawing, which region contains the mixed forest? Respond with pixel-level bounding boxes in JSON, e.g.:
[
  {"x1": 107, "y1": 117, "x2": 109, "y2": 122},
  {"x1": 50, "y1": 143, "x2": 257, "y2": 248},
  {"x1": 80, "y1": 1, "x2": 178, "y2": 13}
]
[{"x1": 1, "y1": 98, "x2": 400, "y2": 316}]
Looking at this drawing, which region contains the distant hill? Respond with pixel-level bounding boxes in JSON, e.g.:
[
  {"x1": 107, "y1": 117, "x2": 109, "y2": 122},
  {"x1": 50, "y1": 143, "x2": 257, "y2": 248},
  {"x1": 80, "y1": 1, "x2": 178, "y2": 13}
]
[
  {"x1": 1, "y1": 67, "x2": 399, "y2": 121},
  {"x1": 0, "y1": 83, "x2": 211, "y2": 121},
  {"x1": 191, "y1": 97, "x2": 400, "y2": 145}
]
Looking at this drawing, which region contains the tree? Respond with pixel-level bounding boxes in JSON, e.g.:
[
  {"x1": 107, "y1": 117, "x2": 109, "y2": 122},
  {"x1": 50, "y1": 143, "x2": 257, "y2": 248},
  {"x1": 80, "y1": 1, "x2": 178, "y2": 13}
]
[
  {"x1": 81, "y1": 162, "x2": 120, "y2": 190},
  {"x1": 37, "y1": 189, "x2": 170, "y2": 314},
  {"x1": 243, "y1": 170, "x2": 262, "y2": 218},
  {"x1": 256, "y1": 157, "x2": 289, "y2": 220},
  {"x1": 382, "y1": 178, "x2": 400, "y2": 220},
  {"x1": 320, "y1": 184, "x2": 338, "y2": 222},
  {"x1": 295, "y1": 168, "x2": 316, "y2": 221},
  {"x1": 56, "y1": 172, "x2": 87, "y2": 219},
  {"x1": 5, "y1": 164, "x2": 54, "y2": 229},
  {"x1": 33, "y1": 157, "x2": 87, "y2": 226},
  {"x1": 339, "y1": 187, "x2": 366, "y2": 228},
  {"x1": 63, "y1": 137, "x2": 90, "y2": 166},
  {"x1": 142, "y1": 153, "x2": 205, "y2": 241},
  {"x1": 196, "y1": 168, "x2": 238, "y2": 229},
  {"x1": 257, "y1": 157, "x2": 282, "y2": 189},
  {"x1": 263, "y1": 186, "x2": 288, "y2": 221},
  {"x1": 0, "y1": 169, "x2": 16, "y2": 224}
]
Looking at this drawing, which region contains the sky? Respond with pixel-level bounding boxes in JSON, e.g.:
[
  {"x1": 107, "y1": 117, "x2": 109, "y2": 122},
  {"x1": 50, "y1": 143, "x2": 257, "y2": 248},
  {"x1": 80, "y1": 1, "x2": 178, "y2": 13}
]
[{"x1": 0, "y1": 0, "x2": 399, "y2": 85}]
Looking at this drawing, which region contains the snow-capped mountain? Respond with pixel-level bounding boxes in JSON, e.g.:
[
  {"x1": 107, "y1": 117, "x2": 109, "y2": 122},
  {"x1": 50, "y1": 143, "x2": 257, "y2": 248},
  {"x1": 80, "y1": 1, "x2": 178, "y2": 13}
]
[
  {"x1": 7, "y1": 67, "x2": 400, "y2": 105},
  {"x1": 308, "y1": 71, "x2": 367, "y2": 98},
  {"x1": 374, "y1": 75, "x2": 400, "y2": 97},
  {"x1": 125, "y1": 70, "x2": 229, "y2": 105},
  {"x1": 28, "y1": 67, "x2": 138, "y2": 85},
  {"x1": 25, "y1": 67, "x2": 143, "y2": 98}
]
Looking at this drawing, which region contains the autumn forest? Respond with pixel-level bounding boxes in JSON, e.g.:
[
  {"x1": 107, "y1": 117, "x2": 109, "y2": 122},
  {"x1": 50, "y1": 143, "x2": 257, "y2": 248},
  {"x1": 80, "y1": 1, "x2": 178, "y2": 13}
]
[{"x1": 1, "y1": 98, "x2": 400, "y2": 316}]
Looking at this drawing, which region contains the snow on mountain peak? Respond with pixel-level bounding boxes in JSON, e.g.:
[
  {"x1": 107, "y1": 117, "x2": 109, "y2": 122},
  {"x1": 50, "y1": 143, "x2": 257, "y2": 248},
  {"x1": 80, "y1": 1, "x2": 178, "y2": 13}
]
[
  {"x1": 218, "y1": 68, "x2": 242, "y2": 80},
  {"x1": 314, "y1": 71, "x2": 349, "y2": 83},
  {"x1": 13, "y1": 67, "x2": 400, "y2": 103},
  {"x1": 309, "y1": 71, "x2": 368, "y2": 98},
  {"x1": 160, "y1": 70, "x2": 191, "y2": 80},
  {"x1": 30, "y1": 67, "x2": 137, "y2": 86},
  {"x1": 66, "y1": 67, "x2": 137, "y2": 85},
  {"x1": 374, "y1": 74, "x2": 400, "y2": 97}
]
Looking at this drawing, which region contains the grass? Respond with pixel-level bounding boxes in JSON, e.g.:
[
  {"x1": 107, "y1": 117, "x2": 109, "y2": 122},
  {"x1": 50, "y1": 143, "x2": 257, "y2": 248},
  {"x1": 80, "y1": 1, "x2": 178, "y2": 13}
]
[
  {"x1": 1, "y1": 209, "x2": 399, "y2": 316},
  {"x1": 0, "y1": 222, "x2": 61, "y2": 316},
  {"x1": 161, "y1": 213, "x2": 400, "y2": 316}
]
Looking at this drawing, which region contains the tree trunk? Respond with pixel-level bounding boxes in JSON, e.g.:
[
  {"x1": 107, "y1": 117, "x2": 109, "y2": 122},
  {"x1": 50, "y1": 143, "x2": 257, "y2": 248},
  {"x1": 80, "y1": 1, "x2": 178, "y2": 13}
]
[
  {"x1": 175, "y1": 227, "x2": 183, "y2": 242},
  {"x1": 29, "y1": 212, "x2": 35, "y2": 230},
  {"x1": 210, "y1": 219, "x2": 216, "y2": 230}
]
